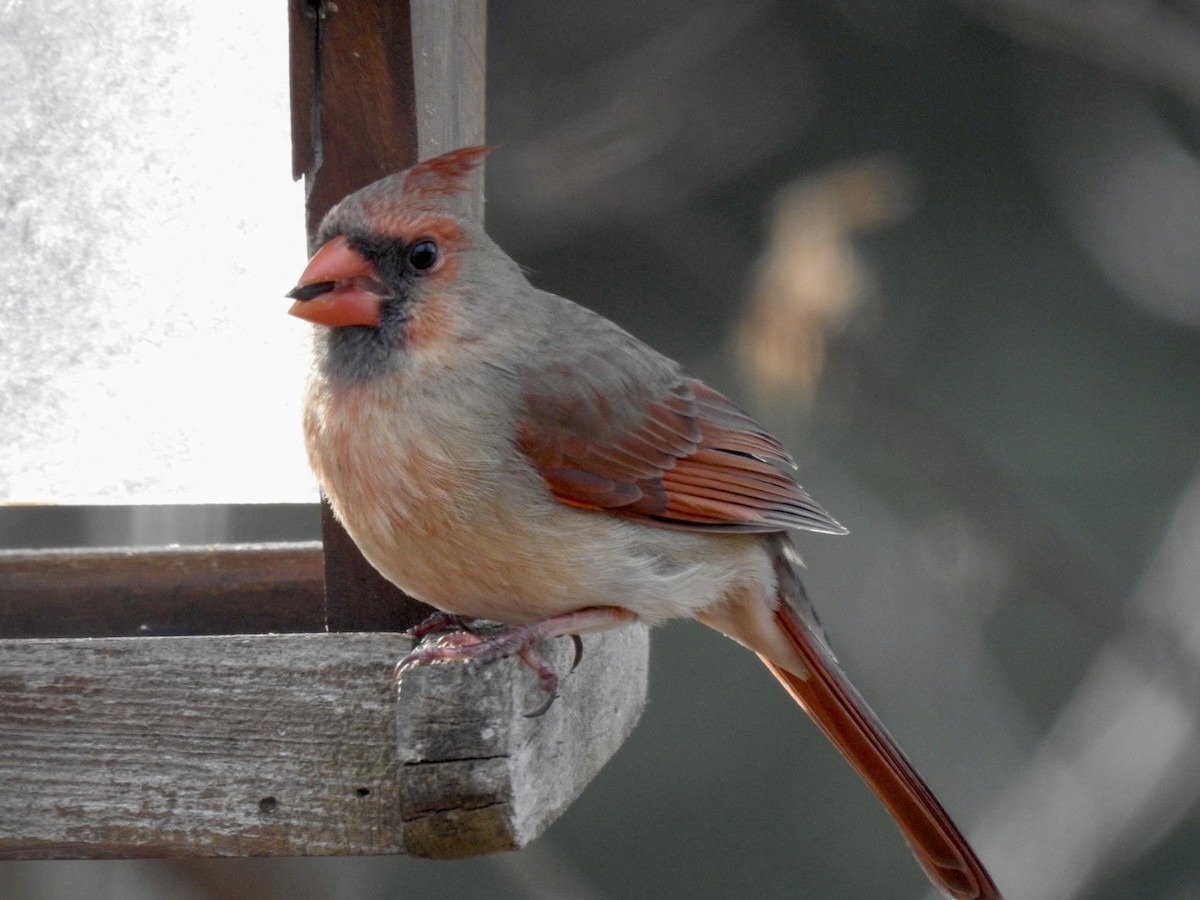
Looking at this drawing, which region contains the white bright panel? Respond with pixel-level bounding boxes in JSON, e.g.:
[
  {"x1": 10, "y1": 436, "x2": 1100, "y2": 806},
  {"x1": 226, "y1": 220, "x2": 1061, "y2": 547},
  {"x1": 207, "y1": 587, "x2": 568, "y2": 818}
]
[{"x1": 0, "y1": 1, "x2": 317, "y2": 503}]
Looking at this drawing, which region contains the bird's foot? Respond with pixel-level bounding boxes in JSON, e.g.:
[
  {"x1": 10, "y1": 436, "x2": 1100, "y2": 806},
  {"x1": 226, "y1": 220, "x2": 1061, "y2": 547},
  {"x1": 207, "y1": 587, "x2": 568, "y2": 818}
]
[
  {"x1": 405, "y1": 610, "x2": 476, "y2": 641},
  {"x1": 394, "y1": 606, "x2": 636, "y2": 716}
]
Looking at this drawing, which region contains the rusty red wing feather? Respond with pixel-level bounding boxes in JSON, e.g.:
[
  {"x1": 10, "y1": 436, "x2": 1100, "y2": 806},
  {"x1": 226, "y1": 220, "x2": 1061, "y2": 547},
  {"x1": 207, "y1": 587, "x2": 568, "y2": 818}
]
[{"x1": 516, "y1": 376, "x2": 846, "y2": 534}]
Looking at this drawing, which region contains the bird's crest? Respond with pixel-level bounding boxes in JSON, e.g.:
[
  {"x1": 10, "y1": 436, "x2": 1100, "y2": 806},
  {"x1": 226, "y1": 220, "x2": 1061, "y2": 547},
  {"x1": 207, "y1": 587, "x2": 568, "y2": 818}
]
[
  {"x1": 333, "y1": 146, "x2": 495, "y2": 240},
  {"x1": 401, "y1": 145, "x2": 495, "y2": 208}
]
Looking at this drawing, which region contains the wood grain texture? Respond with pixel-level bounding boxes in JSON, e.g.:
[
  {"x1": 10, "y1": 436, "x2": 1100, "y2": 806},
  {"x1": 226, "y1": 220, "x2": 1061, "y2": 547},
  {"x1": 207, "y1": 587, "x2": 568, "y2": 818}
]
[
  {"x1": 0, "y1": 543, "x2": 324, "y2": 638},
  {"x1": 0, "y1": 627, "x2": 648, "y2": 860},
  {"x1": 396, "y1": 623, "x2": 649, "y2": 857},
  {"x1": 296, "y1": 0, "x2": 419, "y2": 235},
  {"x1": 0, "y1": 633, "x2": 408, "y2": 859}
]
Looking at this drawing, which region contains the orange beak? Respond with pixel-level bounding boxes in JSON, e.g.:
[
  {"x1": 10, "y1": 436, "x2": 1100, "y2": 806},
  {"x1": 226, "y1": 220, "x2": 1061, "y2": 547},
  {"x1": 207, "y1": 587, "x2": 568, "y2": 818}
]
[{"x1": 287, "y1": 235, "x2": 385, "y2": 328}]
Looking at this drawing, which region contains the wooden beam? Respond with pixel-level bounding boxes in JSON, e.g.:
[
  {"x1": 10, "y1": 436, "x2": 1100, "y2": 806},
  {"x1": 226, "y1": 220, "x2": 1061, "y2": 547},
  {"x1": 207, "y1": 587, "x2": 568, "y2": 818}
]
[
  {"x1": 0, "y1": 628, "x2": 647, "y2": 859},
  {"x1": 0, "y1": 544, "x2": 324, "y2": 638},
  {"x1": 396, "y1": 623, "x2": 647, "y2": 857},
  {"x1": 291, "y1": 0, "x2": 420, "y2": 233},
  {"x1": 289, "y1": 0, "x2": 487, "y2": 633}
]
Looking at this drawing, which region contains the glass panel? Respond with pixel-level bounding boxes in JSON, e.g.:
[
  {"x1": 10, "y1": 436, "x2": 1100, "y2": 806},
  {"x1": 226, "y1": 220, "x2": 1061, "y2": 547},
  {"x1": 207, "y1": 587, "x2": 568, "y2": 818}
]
[{"x1": 0, "y1": 1, "x2": 314, "y2": 503}]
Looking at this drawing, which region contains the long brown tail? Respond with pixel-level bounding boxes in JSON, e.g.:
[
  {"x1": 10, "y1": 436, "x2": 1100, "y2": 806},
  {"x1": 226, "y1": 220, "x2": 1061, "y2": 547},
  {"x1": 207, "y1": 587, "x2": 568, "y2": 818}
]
[{"x1": 763, "y1": 601, "x2": 1001, "y2": 899}]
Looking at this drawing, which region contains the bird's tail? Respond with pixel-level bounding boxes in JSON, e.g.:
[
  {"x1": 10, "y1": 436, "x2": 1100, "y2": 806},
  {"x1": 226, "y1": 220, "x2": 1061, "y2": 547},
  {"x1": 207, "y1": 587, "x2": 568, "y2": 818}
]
[
  {"x1": 769, "y1": 541, "x2": 1000, "y2": 899},
  {"x1": 699, "y1": 537, "x2": 1001, "y2": 899}
]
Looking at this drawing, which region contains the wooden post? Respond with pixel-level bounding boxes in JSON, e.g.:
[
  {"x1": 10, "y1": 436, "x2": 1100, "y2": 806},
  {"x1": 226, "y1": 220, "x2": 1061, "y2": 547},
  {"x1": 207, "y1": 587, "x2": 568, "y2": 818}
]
[{"x1": 290, "y1": 0, "x2": 429, "y2": 632}]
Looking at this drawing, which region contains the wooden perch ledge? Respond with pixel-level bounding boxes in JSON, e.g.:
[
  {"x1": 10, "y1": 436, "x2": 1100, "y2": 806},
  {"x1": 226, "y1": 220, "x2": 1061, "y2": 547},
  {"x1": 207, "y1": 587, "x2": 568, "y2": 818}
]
[{"x1": 0, "y1": 605, "x2": 649, "y2": 859}]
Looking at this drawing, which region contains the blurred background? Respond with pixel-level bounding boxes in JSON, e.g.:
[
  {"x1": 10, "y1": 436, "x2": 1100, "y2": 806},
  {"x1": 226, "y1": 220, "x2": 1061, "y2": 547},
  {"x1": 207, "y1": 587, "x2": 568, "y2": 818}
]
[{"x1": 5, "y1": 0, "x2": 1200, "y2": 897}]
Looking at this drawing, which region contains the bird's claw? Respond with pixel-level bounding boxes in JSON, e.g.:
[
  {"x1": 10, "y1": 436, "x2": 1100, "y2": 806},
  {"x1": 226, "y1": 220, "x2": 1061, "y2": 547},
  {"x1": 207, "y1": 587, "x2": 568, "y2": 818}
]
[
  {"x1": 394, "y1": 623, "x2": 580, "y2": 716},
  {"x1": 393, "y1": 629, "x2": 483, "y2": 680},
  {"x1": 517, "y1": 644, "x2": 561, "y2": 717},
  {"x1": 405, "y1": 610, "x2": 475, "y2": 641}
]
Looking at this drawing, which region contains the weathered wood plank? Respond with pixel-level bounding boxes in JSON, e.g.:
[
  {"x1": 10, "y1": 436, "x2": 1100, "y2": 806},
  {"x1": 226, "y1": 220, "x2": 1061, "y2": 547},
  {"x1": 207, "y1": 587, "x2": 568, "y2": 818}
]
[
  {"x1": 0, "y1": 627, "x2": 648, "y2": 860},
  {"x1": 396, "y1": 623, "x2": 648, "y2": 857},
  {"x1": 0, "y1": 633, "x2": 407, "y2": 859},
  {"x1": 0, "y1": 543, "x2": 324, "y2": 638}
]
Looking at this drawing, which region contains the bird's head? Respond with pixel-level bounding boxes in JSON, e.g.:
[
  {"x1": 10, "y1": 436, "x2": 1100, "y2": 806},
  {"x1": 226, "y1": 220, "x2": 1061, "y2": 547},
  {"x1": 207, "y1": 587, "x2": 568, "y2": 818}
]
[{"x1": 287, "y1": 146, "x2": 516, "y2": 380}]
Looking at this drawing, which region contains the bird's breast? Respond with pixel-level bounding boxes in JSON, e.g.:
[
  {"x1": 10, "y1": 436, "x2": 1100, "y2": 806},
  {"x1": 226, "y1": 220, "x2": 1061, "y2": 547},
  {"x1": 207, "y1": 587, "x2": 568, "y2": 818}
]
[{"x1": 303, "y1": 371, "x2": 582, "y2": 620}]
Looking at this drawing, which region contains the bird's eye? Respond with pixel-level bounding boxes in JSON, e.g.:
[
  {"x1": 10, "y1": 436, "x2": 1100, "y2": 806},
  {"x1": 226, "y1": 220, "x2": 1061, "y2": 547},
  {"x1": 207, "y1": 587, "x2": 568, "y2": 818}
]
[{"x1": 408, "y1": 240, "x2": 438, "y2": 271}]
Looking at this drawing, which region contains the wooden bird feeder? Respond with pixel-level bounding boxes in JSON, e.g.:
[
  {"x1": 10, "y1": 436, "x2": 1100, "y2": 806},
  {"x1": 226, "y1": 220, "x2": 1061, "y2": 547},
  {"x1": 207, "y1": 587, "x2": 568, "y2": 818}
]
[{"x1": 0, "y1": 0, "x2": 649, "y2": 861}]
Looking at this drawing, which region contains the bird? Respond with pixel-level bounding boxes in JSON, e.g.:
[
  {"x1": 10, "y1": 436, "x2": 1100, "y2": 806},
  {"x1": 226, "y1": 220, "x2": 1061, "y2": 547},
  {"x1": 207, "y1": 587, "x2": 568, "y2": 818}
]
[{"x1": 286, "y1": 146, "x2": 1001, "y2": 900}]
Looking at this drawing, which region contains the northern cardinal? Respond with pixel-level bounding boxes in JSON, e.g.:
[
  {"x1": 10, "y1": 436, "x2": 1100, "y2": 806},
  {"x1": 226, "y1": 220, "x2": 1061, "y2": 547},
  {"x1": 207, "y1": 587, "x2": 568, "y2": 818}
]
[{"x1": 288, "y1": 146, "x2": 1001, "y2": 900}]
